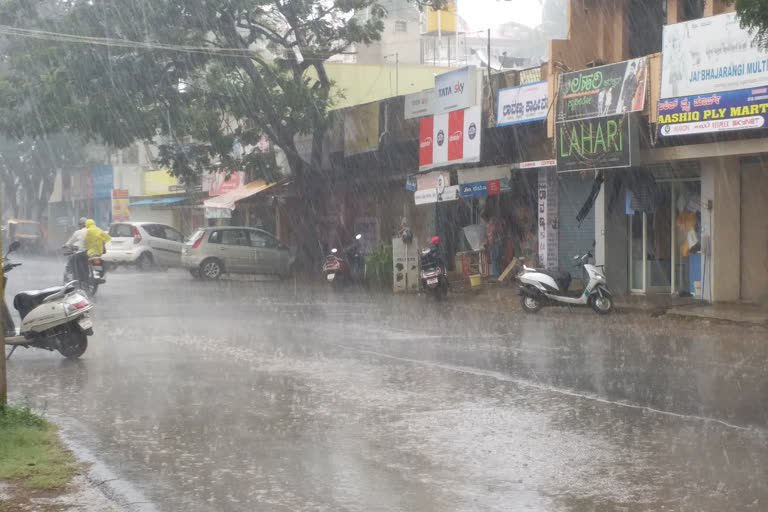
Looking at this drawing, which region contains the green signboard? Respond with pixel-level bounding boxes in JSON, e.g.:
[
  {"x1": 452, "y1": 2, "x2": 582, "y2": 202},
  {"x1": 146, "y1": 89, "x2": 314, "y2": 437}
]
[{"x1": 557, "y1": 114, "x2": 631, "y2": 171}]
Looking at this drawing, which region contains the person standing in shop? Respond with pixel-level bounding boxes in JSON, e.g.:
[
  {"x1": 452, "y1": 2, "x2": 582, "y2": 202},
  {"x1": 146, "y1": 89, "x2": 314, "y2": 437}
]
[{"x1": 485, "y1": 213, "x2": 503, "y2": 279}]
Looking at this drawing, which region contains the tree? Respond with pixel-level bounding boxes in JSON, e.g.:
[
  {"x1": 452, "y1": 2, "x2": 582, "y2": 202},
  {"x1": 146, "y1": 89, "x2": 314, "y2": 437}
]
[
  {"x1": 728, "y1": 0, "x2": 768, "y2": 48},
  {"x1": 0, "y1": 0, "x2": 387, "y2": 266}
]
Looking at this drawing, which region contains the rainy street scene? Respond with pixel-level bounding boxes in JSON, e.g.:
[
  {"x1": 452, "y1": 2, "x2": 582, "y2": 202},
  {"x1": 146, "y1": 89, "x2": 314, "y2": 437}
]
[{"x1": 1, "y1": 0, "x2": 768, "y2": 511}]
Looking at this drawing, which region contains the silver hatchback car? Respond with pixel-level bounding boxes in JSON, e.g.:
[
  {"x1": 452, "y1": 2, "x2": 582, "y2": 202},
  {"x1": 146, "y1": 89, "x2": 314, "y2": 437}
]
[{"x1": 182, "y1": 226, "x2": 295, "y2": 280}]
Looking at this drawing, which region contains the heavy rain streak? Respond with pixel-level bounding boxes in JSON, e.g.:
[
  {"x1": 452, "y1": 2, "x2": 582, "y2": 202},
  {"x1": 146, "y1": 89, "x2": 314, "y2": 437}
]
[{"x1": 1, "y1": 0, "x2": 768, "y2": 511}]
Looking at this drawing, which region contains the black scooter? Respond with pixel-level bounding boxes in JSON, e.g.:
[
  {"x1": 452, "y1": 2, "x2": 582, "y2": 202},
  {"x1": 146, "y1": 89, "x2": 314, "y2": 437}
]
[
  {"x1": 420, "y1": 236, "x2": 449, "y2": 299},
  {"x1": 323, "y1": 234, "x2": 367, "y2": 287},
  {"x1": 62, "y1": 246, "x2": 105, "y2": 297}
]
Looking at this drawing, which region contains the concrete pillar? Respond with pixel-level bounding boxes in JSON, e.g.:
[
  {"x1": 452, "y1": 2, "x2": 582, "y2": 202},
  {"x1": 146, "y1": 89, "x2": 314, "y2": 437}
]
[
  {"x1": 667, "y1": 0, "x2": 684, "y2": 24},
  {"x1": 701, "y1": 157, "x2": 741, "y2": 302}
]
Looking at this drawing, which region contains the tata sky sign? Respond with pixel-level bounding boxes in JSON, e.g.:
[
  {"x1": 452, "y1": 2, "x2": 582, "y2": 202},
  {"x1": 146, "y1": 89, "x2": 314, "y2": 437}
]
[
  {"x1": 496, "y1": 81, "x2": 548, "y2": 126},
  {"x1": 434, "y1": 66, "x2": 478, "y2": 115},
  {"x1": 661, "y1": 12, "x2": 768, "y2": 99}
]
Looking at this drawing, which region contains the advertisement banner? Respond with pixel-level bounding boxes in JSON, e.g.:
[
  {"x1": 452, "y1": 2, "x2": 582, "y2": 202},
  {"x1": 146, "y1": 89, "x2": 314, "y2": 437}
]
[
  {"x1": 144, "y1": 170, "x2": 185, "y2": 196},
  {"x1": 344, "y1": 102, "x2": 380, "y2": 156},
  {"x1": 418, "y1": 106, "x2": 481, "y2": 171},
  {"x1": 658, "y1": 86, "x2": 768, "y2": 136},
  {"x1": 496, "y1": 81, "x2": 548, "y2": 126},
  {"x1": 111, "y1": 189, "x2": 130, "y2": 222},
  {"x1": 404, "y1": 90, "x2": 434, "y2": 119},
  {"x1": 513, "y1": 159, "x2": 557, "y2": 169},
  {"x1": 417, "y1": 171, "x2": 450, "y2": 191},
  {"x1": 93, "y1": 165, "x2": 114, "y2": 200},
  {"x1": 557, "y1": 114, "x2": 631, "y2": 171},
  {"x1": 203, "y1": 170, "x2": 246, "y2": 196},
  {"x1": 414, "y1": 185, "x2": 460, "y2": 205},
  {"x1": 661, "y1": 12, "x2": 768, "y2": 99},
  {"x1": 459, "y1": 180, "x2": 502, "y2": 199},
  {"x1": 434, "y1": 66, "x2": 478, "y2": 115},
  {"x1": 556, "y1": 58, "x2": 648, "y2": 122}
]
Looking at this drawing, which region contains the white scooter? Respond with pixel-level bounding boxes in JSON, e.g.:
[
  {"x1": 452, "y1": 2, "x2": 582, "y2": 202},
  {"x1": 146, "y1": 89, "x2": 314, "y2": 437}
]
[
  {"x1": 518, "y1": 246, "x2": 614, "y2": 314},
  {"x1": 3, "y1": 242, "x2": 94, "y2": 360}
]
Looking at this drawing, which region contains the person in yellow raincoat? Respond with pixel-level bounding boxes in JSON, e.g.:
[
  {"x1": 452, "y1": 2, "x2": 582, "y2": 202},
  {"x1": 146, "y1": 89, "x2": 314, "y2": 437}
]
[{"x1": 83, "y1": 219, "x2": 111, "y2": 257}]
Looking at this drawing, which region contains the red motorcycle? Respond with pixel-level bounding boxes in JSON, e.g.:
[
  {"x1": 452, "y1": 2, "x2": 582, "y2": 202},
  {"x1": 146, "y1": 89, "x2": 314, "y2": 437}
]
[{"x1": 323, "y1": 234, "x2": 365, "y2": 287}]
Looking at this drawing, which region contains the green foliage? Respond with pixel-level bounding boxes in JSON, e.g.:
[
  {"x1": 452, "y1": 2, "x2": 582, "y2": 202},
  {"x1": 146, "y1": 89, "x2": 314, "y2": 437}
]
[
  {"x1": 0, "y1": 404, "x2": 76, "y2": 489},
  {"x1": 365, "y1": 243, "x2": 393, "y2": 289},
  {"x1": 0, "y1": 0, "x2": 388, "y2": 184},
  {"x1": 729, "y1": 0, "x2": 768, "y2": 49}
]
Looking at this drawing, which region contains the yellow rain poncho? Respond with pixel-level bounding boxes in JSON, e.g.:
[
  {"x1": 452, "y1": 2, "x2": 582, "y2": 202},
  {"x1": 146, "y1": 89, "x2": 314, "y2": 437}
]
[{"x1": 84, "y1": 219, "x2": 111, "y2": 257}]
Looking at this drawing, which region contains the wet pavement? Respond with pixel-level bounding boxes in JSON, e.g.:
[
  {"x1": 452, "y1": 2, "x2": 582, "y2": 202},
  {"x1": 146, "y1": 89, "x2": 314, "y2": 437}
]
[{"x1": 5, "y1": 256, "x2": 768, "y2": 512}]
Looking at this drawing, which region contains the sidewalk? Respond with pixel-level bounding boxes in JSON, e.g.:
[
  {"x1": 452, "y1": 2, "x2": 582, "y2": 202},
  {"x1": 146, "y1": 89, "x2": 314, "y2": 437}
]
[{"x1": 452, "y1": 278, "x2": 768, "y2": 327}]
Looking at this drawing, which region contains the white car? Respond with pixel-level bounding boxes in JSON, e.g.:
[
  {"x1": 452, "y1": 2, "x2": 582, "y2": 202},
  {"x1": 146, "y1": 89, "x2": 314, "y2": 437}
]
[{"x1": 104, "y1": 222, "x2": 185, "y2": 270}]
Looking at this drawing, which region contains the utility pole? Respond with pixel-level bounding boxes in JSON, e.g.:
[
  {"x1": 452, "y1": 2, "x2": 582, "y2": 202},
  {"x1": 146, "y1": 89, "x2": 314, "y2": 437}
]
[
  {"x1": 1, "y1": 196, "x2": 5, "y2": 404},
  {"x1": 395, "y1": 53, "x2": 399, "y2": 95}
]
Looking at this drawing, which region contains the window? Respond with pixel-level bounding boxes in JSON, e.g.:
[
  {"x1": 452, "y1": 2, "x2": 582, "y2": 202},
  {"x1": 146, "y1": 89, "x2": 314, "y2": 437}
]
[
  {"x1": 394, "y1": 20, "x2": 407, "y2": 33},
  {"x1": 109, "y1": 224, "x2": 134, "y2": 238},
  {"x1": 143, "y1": 224, "x2": 165, "y2": 239},
  {"x1": 208, "y1": 230, "x2": 222, "y2": 244},
  {"x1": 163, "y1": 227, "x2": 183, "y2": 243},
  {"x1": 221, "y1": 229, "x2": 250, "y2": 246},
  {"x1": 249, "y1": 230, "x2": 280, "y2": 249}
]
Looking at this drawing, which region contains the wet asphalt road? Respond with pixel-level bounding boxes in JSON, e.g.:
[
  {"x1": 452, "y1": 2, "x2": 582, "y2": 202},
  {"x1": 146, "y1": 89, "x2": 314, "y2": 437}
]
[{"x1": 5, "y1": 256, "x2": 768, "y2": 512}]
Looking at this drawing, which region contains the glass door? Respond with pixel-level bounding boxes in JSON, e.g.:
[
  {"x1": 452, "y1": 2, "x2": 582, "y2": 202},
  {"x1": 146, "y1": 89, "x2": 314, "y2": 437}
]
[{"x1": 629, "y1": 212, "x2": 645, "y2": 293}]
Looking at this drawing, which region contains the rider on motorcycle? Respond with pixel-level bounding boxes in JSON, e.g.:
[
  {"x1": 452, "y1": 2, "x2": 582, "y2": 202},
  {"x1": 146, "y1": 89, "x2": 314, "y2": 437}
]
[
  {"x1": 83, "y1": 219, "x2": 111, "y2": 257},
  {"x1": 64, "y1": 218, "x2": 89, "y2": 283}
]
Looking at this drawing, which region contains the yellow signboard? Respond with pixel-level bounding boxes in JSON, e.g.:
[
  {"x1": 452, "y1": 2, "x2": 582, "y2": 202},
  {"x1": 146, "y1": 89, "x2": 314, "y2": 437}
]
[
  {"x1": 144, "y1": 170, "x2": 184, "y2": 196},
  {"x1": 425, "y1": 1, "x2": 457, "y2": 34},
  {"x1": 112, "y1": 189, "x2": 130, "y2": 222}
]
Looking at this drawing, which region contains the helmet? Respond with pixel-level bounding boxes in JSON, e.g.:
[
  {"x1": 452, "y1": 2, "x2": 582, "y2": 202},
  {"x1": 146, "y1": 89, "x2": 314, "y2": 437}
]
[
  {"x1": 431, "y1": 236, "x2": 441, "y2": 245},
  {"x1": 78, "y1": 217, "x2": 87, "y2": 228}
]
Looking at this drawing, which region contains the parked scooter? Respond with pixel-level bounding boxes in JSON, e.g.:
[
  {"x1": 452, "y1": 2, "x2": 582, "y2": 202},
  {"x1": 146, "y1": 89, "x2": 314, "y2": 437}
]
[
  {"x1": 323, "y1": 234, "x2": 366, "y2": 287},
  {"x1": 62, "y1": 246, "x2": 105, "y2": 297},
  {"x1": 518, "y1": 245, "x2": 613, "y2": 314},
  {"x1": 420, "y1": 236, "x2": 449, "y2": 299},
  {"x1": 3, "y1": 242, "x2": 94, "y2": 360}
]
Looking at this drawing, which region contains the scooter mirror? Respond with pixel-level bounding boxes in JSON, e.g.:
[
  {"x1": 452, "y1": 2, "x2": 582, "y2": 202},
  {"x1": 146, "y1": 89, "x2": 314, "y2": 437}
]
[
  {"x1": 355, "y1": 234, "x2": 362, "y2": 240},
  {"x1": 6, "y1": 241, "x2": 20, "y2": 254},
  {"x1": 331, "y1": 248, "x2": 338, "y2": 254}
]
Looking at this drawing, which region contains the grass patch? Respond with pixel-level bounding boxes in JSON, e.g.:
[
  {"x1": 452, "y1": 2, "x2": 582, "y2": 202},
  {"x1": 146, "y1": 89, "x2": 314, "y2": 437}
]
[{"x1": 0, "y1": 404, "x2": 77, "y2": 489}]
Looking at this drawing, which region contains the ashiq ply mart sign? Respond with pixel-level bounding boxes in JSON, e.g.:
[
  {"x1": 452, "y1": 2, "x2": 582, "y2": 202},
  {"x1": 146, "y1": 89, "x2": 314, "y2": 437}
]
[
  {"x1": 419, "y1": 106, "x2": 481, "y2": 171},
  {"x1": 496, "y1": 81, "x2": 548, "y2": 126},
  {"x1": 434, "y1": 66, "x2": 478, "y2": 115},
  {"x1": 661, "y1": 12, "x2": 768, "y2": 99},
  {"x1": 557, "y1": 114, "x2": 631, "y2": 172},
  {"x1": 556, "y1": 58, "x2": 648, "y2": 122},
  {"x1": 658, "y1": 86, "x2": 768, "y2": 136}
]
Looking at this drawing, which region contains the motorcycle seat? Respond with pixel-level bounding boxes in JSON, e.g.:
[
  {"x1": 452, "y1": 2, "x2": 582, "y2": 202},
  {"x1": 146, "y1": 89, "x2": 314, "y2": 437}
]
[
  {"x1": 536, "y1": 269, "x2": 572, "y2": 293},
  {"x1": 14, "y1": 284, "x2": 76, "y2": 316}
]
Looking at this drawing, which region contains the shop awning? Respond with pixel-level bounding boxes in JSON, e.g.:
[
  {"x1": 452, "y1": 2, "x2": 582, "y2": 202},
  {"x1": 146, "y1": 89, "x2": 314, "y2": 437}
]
[
  {"x1": 202, "y1": 180, "x2": 279, "y2": 211},
  {"x1": 129, "y1": 197, "x2": 187, "y2": 207}
]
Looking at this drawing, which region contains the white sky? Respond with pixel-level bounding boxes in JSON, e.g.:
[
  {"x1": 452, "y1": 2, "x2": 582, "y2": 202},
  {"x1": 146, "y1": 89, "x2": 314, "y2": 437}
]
[{"x1": 458, "y1": 0, "x2": 543, "y2": 31}]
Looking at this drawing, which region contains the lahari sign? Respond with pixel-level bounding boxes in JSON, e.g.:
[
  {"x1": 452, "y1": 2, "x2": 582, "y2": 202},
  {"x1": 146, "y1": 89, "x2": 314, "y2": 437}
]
[
  {"x1": 557, "y1": 114, "x2": 631, "y2": 171},
  {"x1": 658, "y1": 86, "x2": 768, "y2": 136},
  {"x1": 496, "y1": 81, "x2": 548, "y2": 126},
  {"x1": 556, "y1": 58, "x2": 648, "y2": 122},
  {"x1": 661, "y1": 12, "x2": 768, "y2": 99},
  {"x1": 434, "y1": 66, "x2": 478, "y2": 115},
  {"x1": 419, "y1": 106, "x2": 481, "y2": 171}
]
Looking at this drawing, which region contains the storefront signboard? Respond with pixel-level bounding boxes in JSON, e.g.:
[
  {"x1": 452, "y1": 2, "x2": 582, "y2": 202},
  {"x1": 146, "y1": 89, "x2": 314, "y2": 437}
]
[
  {"x1": 434, "y1": 66, "x2": 478, "y2": 115},
  {"x1": 111, "y1": 189, "x2": 130, "y2": 222},
  {"x1": 459, "y1": 180, "x2": 501, "y2": 199},
  {"x1": 414, "y1": 185, "x2": 460, "y2": 205},
  {"x1": 538, "y1": 168, "x2": 559, "y2": 269},
  {"x1": 93, "y1": 165, "x2": 114, "y2": 200},
  {"x1": 404, "y1": 89, "x2": 434, "y2": 119},
  {"x1": 418, "y1": 106, "x2": 481, "y2": 171},
  {"x1": 661, "y1": 12, "x2": 768, "y2": 99},
  {"x1": 405, "y1": 176, "x2": 417, "y2": 192},
  {"x1": 658, "y1": 86, "x2": 768, "y2": 136},
  {"x1": 556, "y1": 58, "x2": 648, "y2": 122},
  {"x1": 144, "y1": 170, "x2": 185, "y2": 196},
  {"x1": 513, "y1": 159, "x2": 556, "y2": 169},
  {"x1": 496, "y1": 81, "x2": 548, "y2": 126},
  {"x1": 417, "y1": 171, "x2": 450, "y2": 191},
  {"x1": 203, "y1": 170, "x2": 246, "y2": 196},
  {"x1": 557, "y1": 114, "x2": 631, "y2": 171}
]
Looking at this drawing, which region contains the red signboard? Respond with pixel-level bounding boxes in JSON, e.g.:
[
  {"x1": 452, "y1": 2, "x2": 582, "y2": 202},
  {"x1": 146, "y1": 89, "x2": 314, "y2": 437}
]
[
  {"x1": 487, "y1": 180, "x2": 501, "y2": 195},
  {"x1": 419, "y1": 117, "x2": 434, "y2": 168},
  {"x1": 447, "y1": 108, "x2": 464, "y2": 162}
]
